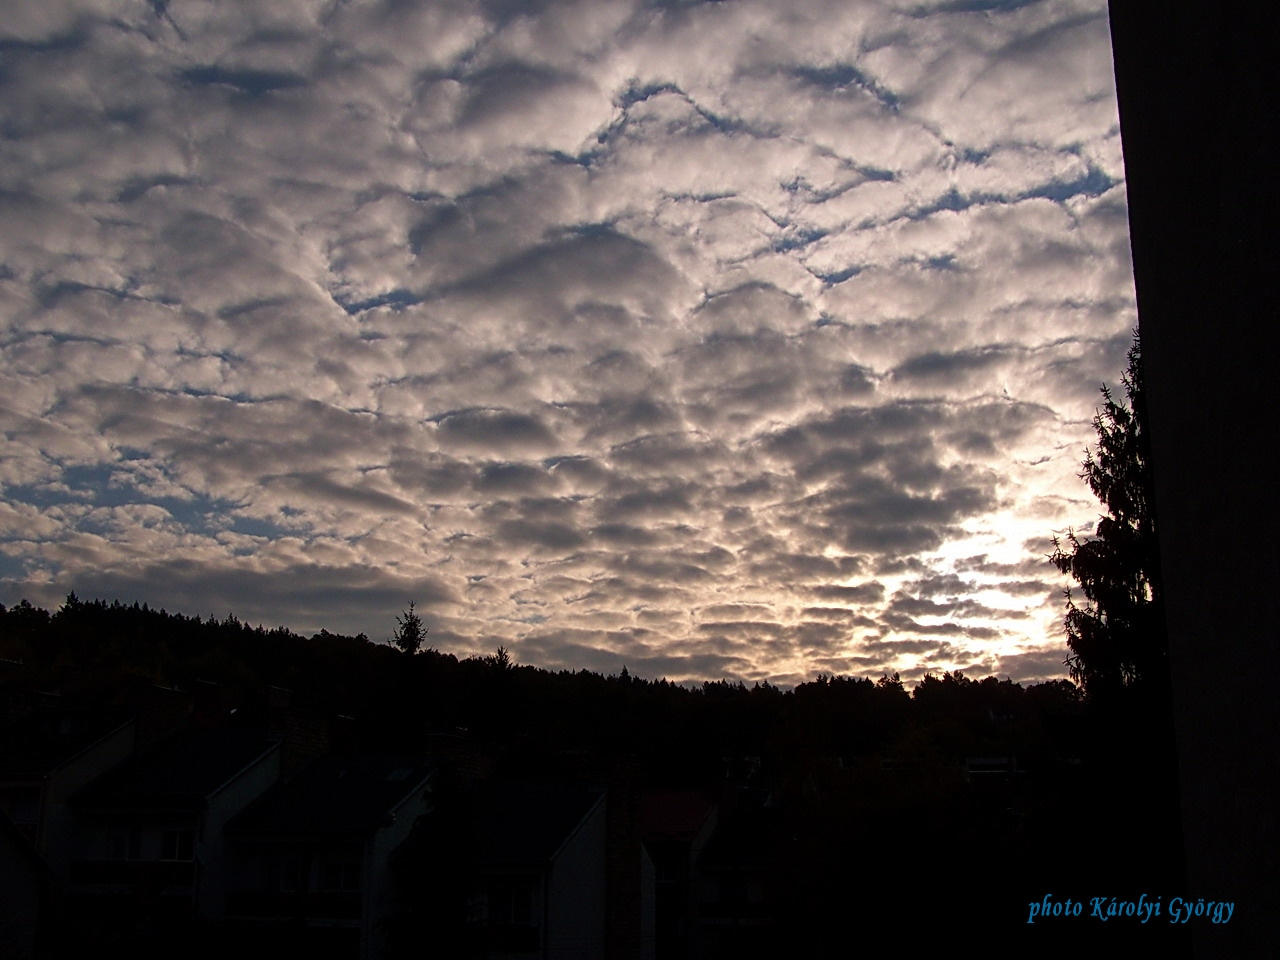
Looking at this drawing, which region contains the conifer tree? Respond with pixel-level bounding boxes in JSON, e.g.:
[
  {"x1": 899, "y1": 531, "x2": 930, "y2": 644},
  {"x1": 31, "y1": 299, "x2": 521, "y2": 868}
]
[
  {"x1": 394, "y1": 601, "x2": 426, "y2": 655},
  {"x1": 1050, "y1": 336, "x2": 1166, "y2": 698}
]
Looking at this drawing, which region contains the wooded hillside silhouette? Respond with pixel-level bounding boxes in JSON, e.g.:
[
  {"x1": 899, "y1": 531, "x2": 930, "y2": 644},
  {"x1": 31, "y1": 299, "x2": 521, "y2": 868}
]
[{"x1": 0, "y1": 593, "x2": 1191, "y2": 955}]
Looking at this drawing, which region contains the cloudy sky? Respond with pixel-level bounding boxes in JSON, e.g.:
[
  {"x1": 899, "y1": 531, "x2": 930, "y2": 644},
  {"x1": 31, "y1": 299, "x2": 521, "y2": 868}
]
[{"x1": 0, "y1": 0, "x2": 1136, "y2": 685}]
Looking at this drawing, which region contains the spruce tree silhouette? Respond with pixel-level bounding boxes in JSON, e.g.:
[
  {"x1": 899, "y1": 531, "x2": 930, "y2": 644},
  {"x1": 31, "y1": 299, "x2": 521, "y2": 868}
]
[
  {"x1": 393, "y1": 601, "x2": 426, "y2": 655},
  {"x1": 1050, "y1": 335, "x2": 1167, "y2": 700},
  {"x1": 1047, "y1": 336, "x2": 1185, "y2": 922}
]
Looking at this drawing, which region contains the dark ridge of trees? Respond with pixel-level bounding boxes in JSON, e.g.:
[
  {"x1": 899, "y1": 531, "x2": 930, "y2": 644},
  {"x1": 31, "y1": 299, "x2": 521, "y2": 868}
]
[
  {"x1": 0, "y1": 593, "x2": 1193, "y2": 951},
  {"x1": 0, "y1": 593, "x2": 1085, "y2": 770}
]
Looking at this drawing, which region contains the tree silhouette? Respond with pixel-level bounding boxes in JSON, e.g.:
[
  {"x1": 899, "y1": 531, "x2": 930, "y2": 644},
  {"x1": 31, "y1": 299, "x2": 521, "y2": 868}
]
[
  {"x1": 1050, "y1": 336, "x2": 1166, "y2": 698},
  {"x1": 393, "y1": 601, "x2": 426, "y2": 655}
]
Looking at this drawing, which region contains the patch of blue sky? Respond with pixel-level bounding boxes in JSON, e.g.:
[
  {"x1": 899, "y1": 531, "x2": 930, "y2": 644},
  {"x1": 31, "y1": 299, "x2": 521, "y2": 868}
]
[
  {"x1": 336, "y1": 288, "x2": 423, "y2": 315},
  {"x1": 924, "y1": 254, "x2": 959, "y2": 271},
  {"x1": 813, "y1": 266, "x2": 863, "y2": 285},
  {"x1": 227, "y1": 514, "x2": 294, "y2": 539},
  {"x1": 0, "y1": 31, "x2": 86, "y2": 55},
  {"x1": 0, "y1": 552, "x2": 34, "y2": 585},
  {"x1": 16, "y1": 465, "x2": 289, "y2": 541},
  {"x1": 772, "y1": 228, "x2": 827, "y2": 253},
  {"x1": 616, "y1": 81, "x2": 683, "y2": 109},
  {"x1": 907, "y1": 166, "x2": 1118, "y2": 222},
  {"x1": 177, "y1": 66, "x2": 308, "y2": 98},
  {"x1": 116, "y1": 174, "x2": 191, "y2": 203},
  {"x1": 1023, "y1": 165, "x2": 1117, "y2": 202},
  {"x1": 175, "y1": 385, "x2": 262, "y2": 404},
  {"x1": 547, "y1": 149, "x2": 596, "y2": 168},
  {"x1": 791, "y1": 64, "x2": 901, "y2": 113},
  {"x1": 564, "y1": 222, "x2": 623, "y2": 240},
  {"x1": 922, "y1": 0, "x2": 1050, "y2": 13}
]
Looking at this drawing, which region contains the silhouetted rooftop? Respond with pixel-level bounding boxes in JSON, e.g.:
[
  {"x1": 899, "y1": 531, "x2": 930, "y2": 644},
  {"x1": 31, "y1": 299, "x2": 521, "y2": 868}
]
[
  {"x1": 471, "y1": 782, "x2": 605, "y2": 866},
  {"x1": 639, "y1": 789, "x2": 716, "y2": 842},
  {"x1": 228, "y1": 754, "x2": 435, "y2": 835},
  {"x1": 74, "y1": 727, "x2": 277, "y2": 809},
  {"x1": 0, "y1": 707, "x2": 134, "y2": 777},
  {"x1": 698, "y1": 806, "x2": 778, "y2": 870}
]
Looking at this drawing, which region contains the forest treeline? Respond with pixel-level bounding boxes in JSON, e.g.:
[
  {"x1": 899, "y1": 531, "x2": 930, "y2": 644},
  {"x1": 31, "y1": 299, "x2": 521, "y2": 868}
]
[
  {"x1": 0, "y1": 593, "x2": 1190, "y2": 951},
  {"x1": 0, "y1": 593, "x2": 1084, "y2": 776}
]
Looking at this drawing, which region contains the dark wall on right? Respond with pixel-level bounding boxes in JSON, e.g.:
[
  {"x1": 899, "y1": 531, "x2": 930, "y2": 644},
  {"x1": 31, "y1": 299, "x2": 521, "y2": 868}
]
[{"x1": 1108, "y1": 5, "x2": 1280, "y2": 955}]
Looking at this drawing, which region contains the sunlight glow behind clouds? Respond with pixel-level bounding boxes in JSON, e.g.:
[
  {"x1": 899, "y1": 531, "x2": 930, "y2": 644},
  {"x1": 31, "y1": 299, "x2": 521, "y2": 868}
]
[{"x1": 0, "y1": 0, "x2": 1133, "y2": 685}]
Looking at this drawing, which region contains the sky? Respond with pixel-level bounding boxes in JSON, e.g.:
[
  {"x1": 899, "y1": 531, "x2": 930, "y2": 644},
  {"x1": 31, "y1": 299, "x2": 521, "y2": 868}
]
[{"x1": 0, "y1": 0, "x2": 1137, "y2": 686}]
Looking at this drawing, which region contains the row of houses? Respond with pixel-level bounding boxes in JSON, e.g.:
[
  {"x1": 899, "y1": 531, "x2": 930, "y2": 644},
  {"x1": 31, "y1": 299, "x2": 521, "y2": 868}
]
[{"x1": 0, "y1": 684, "x2": 764, "y2": 960}]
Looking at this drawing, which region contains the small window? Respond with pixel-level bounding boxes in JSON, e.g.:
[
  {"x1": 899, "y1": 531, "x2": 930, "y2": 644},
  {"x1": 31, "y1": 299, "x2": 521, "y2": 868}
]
[
  {"x1": 109, "y1": 825, "x2": 142, "y2": 860},
  {"x1": 267, "y1": 854, "x2": 305, "y2": 891},
  {"x1": 720, "y1": 874, "x2": 747, "y2": 905},
  {"x1": 161, "y1": 829, "x2": 194, "y2": 861},
  {"x1": 488, "y1": 877, "x2": 535, "y2": 926},
  {"x1": 281, "y1": 856, "x2": 303, "y2": 891},
  {"x1": 320, "y1": 860, "x2": 360, "y2": 892},
  {"x1": 466, "y1": 892, "x2": 488, "y2": 925}
]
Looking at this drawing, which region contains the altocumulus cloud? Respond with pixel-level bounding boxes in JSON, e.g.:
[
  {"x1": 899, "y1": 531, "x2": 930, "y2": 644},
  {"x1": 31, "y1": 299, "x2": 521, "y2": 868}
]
[{"x1": 1, "y1": 0, "x2": 1133, "y2": 685}]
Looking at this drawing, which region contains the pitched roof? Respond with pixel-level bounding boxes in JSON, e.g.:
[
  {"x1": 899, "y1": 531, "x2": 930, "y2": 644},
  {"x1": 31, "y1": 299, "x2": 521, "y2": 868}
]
[
  {"x1": 0, "y1": 706, "x2": 134, "y2": 777},
  {"x1": 74, "y1": 727, "x2": 277, "y2": 809},
  {"x1": 639, "y1": 789, "x2": 716, "y2": 842},
  {"x1": 470, "y1": 781, "x2": 605, "y2": 866},
  {"x1": 229, "y1": 754, "x2": 435, "y2": 835}
]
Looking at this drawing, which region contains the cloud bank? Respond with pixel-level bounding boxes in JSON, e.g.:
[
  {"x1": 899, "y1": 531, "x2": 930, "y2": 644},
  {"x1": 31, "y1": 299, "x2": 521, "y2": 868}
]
[{"x1": 0, "y1": 0, "x2": 1134, "y2": 684}]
